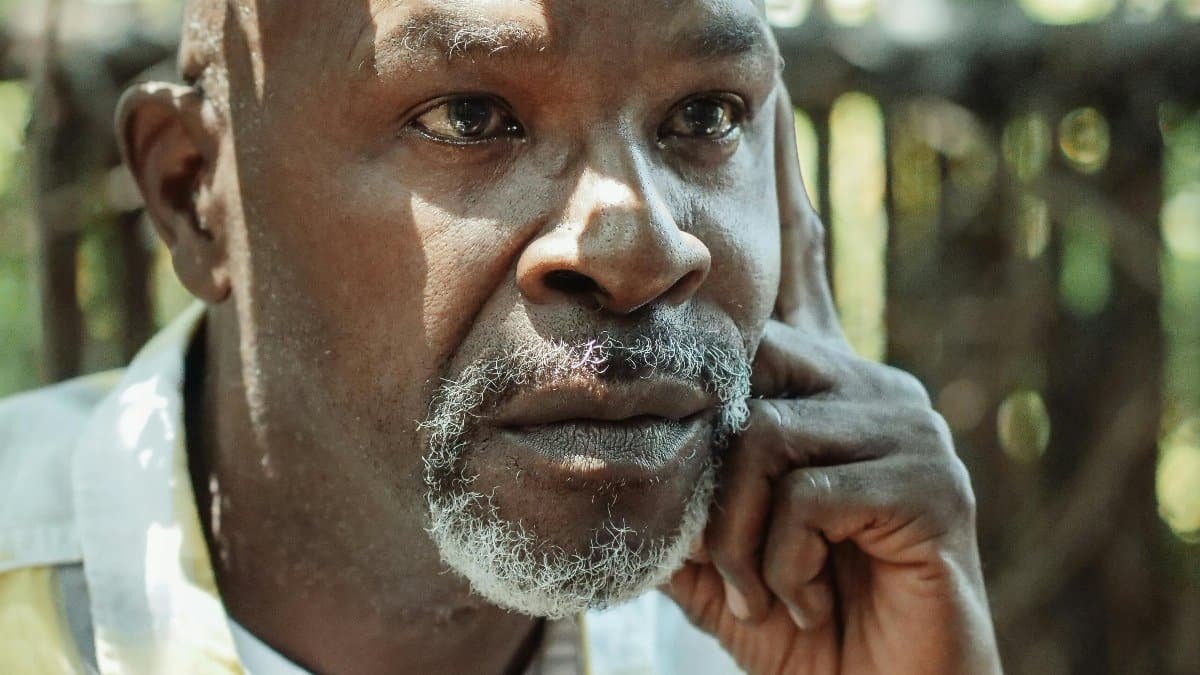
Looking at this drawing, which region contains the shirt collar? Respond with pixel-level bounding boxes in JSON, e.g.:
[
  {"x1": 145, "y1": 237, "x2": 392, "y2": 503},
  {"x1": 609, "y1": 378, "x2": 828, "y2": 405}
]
[
  {"x1": 68, "y1": 303, "x2": 592, "y2": 675},
  {"x1": 72, "y1": 302, "x2": 242, "y2": 674}
]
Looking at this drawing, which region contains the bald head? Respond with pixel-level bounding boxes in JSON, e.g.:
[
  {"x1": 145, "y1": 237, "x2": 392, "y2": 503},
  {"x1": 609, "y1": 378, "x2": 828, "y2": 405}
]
[
  {"x1": 179, "y1": 0, "x2": 238, "y2": 114},
  {"x1": 179, "y1": 0, "x2": 769, "y2": 116},
  {"x1": 180, "y1": 0, "x2": 278, "y2": 116}
]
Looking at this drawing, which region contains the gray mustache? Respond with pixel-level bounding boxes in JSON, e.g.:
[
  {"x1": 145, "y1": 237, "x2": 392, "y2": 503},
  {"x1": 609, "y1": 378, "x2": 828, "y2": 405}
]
[{"x1": 419, "y1": 331, "x2": 753, "y2": 483}]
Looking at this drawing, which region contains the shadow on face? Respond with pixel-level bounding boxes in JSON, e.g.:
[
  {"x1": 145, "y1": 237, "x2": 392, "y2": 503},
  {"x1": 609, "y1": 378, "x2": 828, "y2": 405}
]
[{"x1": 205, "y1": 0, "x2": 782, "y2": 613}]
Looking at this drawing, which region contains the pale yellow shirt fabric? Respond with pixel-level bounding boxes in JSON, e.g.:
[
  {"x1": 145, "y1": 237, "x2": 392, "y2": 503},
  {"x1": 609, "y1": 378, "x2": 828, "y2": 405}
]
[{"x1": 0, "y1": 303, "x2": 741, "y2": 675}]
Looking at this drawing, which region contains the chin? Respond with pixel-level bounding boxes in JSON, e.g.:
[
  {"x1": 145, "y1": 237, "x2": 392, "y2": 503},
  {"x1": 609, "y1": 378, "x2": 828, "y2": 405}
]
[
  {"x1": 424, "y1": 448, "x2": 715, "y2": 619},
  {"x1": 416, "y1": 326, "x2": 749, "y2": 617}
]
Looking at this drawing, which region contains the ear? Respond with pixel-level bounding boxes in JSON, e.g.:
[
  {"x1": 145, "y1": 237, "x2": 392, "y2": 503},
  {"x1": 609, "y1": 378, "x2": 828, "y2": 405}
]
[{"x1": 116, "y1": 82, "x2": 230, "y2": 303}]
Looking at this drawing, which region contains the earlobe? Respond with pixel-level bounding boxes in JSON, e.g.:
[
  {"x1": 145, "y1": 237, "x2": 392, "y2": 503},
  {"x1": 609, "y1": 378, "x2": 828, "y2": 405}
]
[{"x1": 116, "y1": 82, "x2": 230, "y2": 303}]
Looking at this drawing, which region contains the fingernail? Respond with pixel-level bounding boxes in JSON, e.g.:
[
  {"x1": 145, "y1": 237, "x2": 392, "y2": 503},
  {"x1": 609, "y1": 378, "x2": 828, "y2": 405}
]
[
  {"x1": 787, "y1": 604, "x2": 812, "y2": 630},
  {"x1": 723, "y1": 580, "x2": 750, "y2": 621}
]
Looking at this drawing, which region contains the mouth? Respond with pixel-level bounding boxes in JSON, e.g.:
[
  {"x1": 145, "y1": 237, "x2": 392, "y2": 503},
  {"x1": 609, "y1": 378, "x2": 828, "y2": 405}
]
[{"x1": 488, "y1": 378, "x2": 715, "y2": 484}]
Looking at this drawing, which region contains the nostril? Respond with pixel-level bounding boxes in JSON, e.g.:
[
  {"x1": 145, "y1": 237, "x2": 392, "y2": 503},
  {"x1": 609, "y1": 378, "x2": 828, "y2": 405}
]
[
  {"x1": 543, "y1": 269, "x2": 601, "y2": 296},
  {"x1": 664, "y1": 269, "x2": 706, "y2": 304}
]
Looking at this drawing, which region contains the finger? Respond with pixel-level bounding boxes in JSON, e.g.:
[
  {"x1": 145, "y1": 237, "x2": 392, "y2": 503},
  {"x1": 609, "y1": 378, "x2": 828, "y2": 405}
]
[
  {"x1": 661, "y1": 561, "x2": 729, "y2": 636},
  {"x1": 709, "y1": 393, "x2": 953, "y2": 621},
  {"x1": 687, "y1": 529, "x2": 711, "y2": 564},
  {"x1": 772, "y1": 81, "x2": 841, "y2": 336},
  {"x1": 706, "y1": 401, "x2": 788, "y2": 623},
  {"x1": 752, "y1": 320, "x2": 933, "y2": 406},
  {"x1": 761, "y1": 516, "x2": 835, "y2": 630},
  {"x1": 759, "y1": 397, "x2": 946, "y2": 465},
  {"x1": 709, "y1": 395, "x2": 953, "y2": 615},
  {"x1": 750, "y1": 319, "x2": 840, "y2": 398},
  {"x1": 776, "y1": 455, "x2": 975, "y2": 564},
  {"x1": 662, "y1": 562, "x2": 842, "y2": 675},
  {"x1": 705, "y1": 395, "x2": 910, "y2": 621}
]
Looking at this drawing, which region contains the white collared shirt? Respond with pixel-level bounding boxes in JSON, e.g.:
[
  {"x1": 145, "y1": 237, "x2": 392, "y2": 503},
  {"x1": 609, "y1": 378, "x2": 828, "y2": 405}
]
[{"x1": 0, "y1": 303, "x2": 742, "y2": 675}]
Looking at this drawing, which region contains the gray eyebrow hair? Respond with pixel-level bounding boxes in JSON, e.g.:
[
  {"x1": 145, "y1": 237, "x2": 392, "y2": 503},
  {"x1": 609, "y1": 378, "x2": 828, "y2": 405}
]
[
  {"x1": 364, "y1": 8, "x2": 773, "y2": 74},
  {"x1": 371, "y1": 10, "x2": 551, "y2": 69}
]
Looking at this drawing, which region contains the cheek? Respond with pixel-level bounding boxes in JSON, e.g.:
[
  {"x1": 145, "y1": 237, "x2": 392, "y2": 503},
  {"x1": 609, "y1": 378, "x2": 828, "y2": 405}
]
[
  {"x1": 412, "y1": 192, "x2": 540, "y2": 362},
  {"x1": 684, "y1": 149, "x2": 781, "y2": 348},
  {"x1": 239, "y1": 150, "x2": 555, "y2": 400}
]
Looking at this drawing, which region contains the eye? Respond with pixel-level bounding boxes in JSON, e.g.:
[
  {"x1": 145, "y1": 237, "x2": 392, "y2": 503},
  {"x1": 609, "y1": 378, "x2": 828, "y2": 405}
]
[
  {"x1": 410, "y1": 96, "x2": 524, "y2": 144},
  {"x1": 660, "y1": 95, "x2": 744, "y2": 141}
]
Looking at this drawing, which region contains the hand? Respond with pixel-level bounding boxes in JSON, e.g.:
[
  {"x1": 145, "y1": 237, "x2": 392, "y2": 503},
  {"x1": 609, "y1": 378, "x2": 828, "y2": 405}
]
[{"x1": 661, "y1": 84, "x2": 1003, "y2": 675}]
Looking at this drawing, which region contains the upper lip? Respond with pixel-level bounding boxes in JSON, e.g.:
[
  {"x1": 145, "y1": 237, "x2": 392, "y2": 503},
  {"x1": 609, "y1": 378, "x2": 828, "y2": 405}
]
[{"x1": 489, "y1": 376, "x2": 713, "y2": 428}]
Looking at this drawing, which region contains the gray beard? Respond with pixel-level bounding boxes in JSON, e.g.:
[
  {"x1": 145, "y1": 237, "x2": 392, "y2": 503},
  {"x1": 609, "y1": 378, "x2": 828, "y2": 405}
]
[{"x1": 419, "y1": 331, "x2": 752, "y2": 619}]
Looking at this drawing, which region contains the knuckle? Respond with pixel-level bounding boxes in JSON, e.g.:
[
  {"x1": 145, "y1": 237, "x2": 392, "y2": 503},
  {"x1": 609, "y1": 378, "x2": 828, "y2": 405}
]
[
  {"x1": 783, "y1": 468, "x2": 835, "y2": 506},
  {"x1": 726, "y1": 402, "x2": 779, "y2": 459},
  {"x1": 708, "y1": 544, "x2": 757, "y2": 582},
  {"x1": 750, "y1": 397, "x2": 787, "y2": 429},
  {"x1": 857, "y1": 362, "x2": 931, "y2": 405},
  {"x1": 889, "y1": 368, "x2": 932, "y2": 405},
  {"x1": 938, "y1": 455, "x2": 977, "y2": 521},
  {"x1": 762, "y1": 561, "x2": 803, "y2": 604},
  {"x1": 903, "y1": 407, "x2": 955, "y2": 458},
  {"x1": 742, "y1": 399, "x2": 783, "y2": 439}
]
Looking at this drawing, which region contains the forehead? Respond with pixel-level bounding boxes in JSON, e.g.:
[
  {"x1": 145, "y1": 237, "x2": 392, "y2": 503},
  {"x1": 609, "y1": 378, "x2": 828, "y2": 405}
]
[
  {"x1": 353, "y1": 0, "x2": 763, "y2": 33},
  {"x1": 321, "y1": 0, "x2": 770, "y2": 74}
]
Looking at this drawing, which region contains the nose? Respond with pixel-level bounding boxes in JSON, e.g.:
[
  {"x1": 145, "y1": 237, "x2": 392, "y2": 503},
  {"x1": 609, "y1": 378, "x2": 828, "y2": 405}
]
[{"x1": 516, "y1": 162, "x2": 711, "y2": 315}]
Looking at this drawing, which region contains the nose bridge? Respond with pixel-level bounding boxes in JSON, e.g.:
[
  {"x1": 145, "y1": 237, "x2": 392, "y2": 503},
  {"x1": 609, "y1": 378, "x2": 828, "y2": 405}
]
[
  {"x1": 575, "y1": 169, "x2": 647, "y2": 233},
  {"x1": 569, "y1": 136, "x2": 659, "y2": 228},
  {"x1": 517, "y1": 139, "x2": 711, "y2": 314}
]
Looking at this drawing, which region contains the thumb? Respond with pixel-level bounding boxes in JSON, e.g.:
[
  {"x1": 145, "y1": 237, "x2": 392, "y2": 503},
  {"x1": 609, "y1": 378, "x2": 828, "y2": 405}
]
[{"x1": 750, "y1": 321, "x2": 838, "y2": 398}]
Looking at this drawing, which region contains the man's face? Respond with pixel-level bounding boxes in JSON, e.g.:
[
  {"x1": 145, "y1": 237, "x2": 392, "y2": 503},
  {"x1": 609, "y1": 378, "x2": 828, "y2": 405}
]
[{"x1": 218, "y1": 0, "x2": 781, "y2": 615}]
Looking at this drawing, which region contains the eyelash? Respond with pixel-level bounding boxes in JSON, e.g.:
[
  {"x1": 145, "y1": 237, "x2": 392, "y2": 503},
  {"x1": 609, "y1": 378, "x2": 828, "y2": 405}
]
[
  {"x1": 401, "y1": 92, "x2": 753, "y2": 149},
  {"x1": 403, "y1": 95, "x2": 525, "y2": 147},
  {"x1": 658, "y1": 92, "x2": 749, "y2": 144}
]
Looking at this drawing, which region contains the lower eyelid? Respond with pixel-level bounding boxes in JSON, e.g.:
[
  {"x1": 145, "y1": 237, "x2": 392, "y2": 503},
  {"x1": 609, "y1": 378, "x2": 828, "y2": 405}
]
[{"x1": 406, "y1": 124, "x2": 524, "y2": 150}]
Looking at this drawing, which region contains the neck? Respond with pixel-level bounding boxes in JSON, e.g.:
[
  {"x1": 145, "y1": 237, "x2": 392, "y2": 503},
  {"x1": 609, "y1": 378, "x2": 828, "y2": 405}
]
[{"x1": 184, "y1": 305, "x2": 543, "y2": 675}]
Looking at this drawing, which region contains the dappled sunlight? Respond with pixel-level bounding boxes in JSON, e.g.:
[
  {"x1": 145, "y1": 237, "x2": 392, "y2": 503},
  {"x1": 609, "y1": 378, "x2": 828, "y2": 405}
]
[
  {"x1": 1014, "y1": 194, "x2": 1051, "y2": 260},
  {"x1": 829, "y1": 92, "x2": 887, "y2": 361},
  {"x1": 1162, "y1": 187, "x2": 1200, "y2": 261},
  {"x1": 1160, "y1": 104, "x2": 1200, "y2": 543},
  {"x1": 1058, "y1": 206, "x2": 1112, "y2": 317},
  {"x1": 118, "y1": 375, "x2": 176, "y2": 451},
  {"x1": 1003, "y1": 113, "x2": 1053, "y2": 184},
  {"x1": 0, "y1": 82, "x2": 28, "y2": 194},
  {"x1": 0, "y1": 2, "x2": 1197, "y2": 672},
  {"x1": 1158, "y1": 418, "x2": 1200, "y2": 542},
  {"x1": 765, "y1": 0, "x2": 814, "y2": 28},
  {"x1": 1178, "y1": 0, "x2": 1200, "y2": 20},
  {"x1": 791, "y1": 108, "x2": 821, "y2": 212},
  {"x1": 997, "y1": 390, "x2": 1052, "y2": 464},
  {"x1": 826, "y1": 0, "x2": 876, "y2": 26},
  {"x1": 1019, "y1": 0, "x2": 1118, "y2": 24},
  {"x1": 1058, "y1": 107, "x2": 1111, "y2": 175}
]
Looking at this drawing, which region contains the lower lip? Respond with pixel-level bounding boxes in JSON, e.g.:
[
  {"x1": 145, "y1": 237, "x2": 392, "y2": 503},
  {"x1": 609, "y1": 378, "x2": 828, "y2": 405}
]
[{"x1": 498, "y1": 415, "x2": 709, "y2": 484}]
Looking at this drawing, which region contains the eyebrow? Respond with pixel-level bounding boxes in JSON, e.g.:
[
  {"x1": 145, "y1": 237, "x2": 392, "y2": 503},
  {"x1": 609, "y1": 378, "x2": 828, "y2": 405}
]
[
  {"x1": 369, "y1": 10, "x2": 552, "y2": 71},
  {"x1": 672, "y1": 11, "x2": 773, "y2": 61},
  {"x1": 363, "y1": 7, "x2": 773, "y2": 74}
]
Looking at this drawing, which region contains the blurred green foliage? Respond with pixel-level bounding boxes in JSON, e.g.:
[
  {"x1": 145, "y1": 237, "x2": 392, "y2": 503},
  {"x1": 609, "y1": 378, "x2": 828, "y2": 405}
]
[
  {"x1": 0, "y1": 1, "x2": 1198, "y2": 672},
  {"x1": 0, "y1": 80, "x2": 36, "y2": 395}
]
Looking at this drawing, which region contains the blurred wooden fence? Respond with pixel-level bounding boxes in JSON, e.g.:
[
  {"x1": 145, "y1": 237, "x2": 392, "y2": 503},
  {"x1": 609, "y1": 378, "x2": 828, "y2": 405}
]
[{"x1": 2, "y1": 1, "x2": 1199, "y2": 673}]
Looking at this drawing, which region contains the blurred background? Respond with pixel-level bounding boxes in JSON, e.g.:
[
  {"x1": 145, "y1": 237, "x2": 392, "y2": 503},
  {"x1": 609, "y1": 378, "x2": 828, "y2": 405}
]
[{"x1": 0, "y1": 0, "x2": 1196, "y2": 672}]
